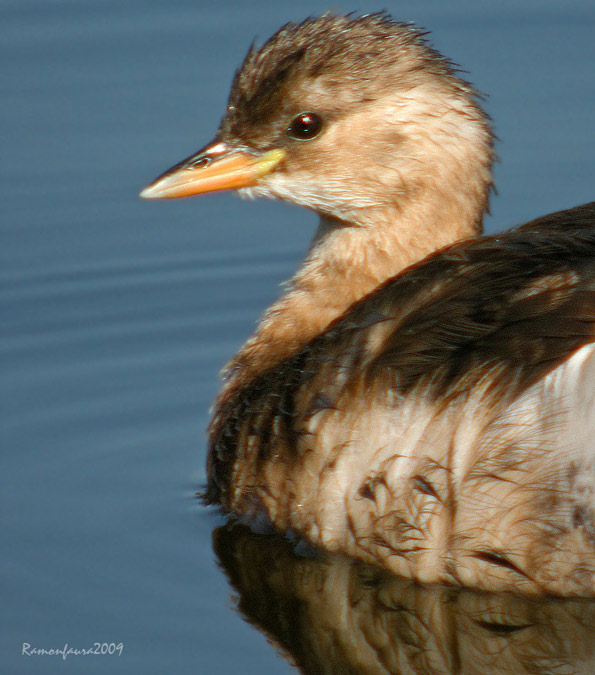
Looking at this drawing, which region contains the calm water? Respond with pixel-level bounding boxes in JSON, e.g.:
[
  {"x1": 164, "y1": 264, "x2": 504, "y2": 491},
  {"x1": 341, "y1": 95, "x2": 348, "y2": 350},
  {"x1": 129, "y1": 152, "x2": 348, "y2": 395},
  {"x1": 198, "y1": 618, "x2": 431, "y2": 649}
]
[{"x1": 2, "y1": 1, "x2": 594, "y2": 673}]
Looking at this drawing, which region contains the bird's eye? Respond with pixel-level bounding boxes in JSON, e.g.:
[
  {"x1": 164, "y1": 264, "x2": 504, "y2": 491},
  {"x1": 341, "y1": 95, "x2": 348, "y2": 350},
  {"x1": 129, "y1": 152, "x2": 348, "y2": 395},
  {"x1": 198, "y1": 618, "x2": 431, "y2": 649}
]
[{"x1": 288, "y1": 112, "x2": 323, "y2": 140}]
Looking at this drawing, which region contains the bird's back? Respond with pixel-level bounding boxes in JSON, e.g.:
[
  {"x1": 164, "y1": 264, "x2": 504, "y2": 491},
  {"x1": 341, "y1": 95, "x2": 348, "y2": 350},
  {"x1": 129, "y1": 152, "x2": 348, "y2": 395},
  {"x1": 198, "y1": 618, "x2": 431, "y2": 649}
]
[{"x1": 208, "y1": 202, "x2": 595, "y2": 594}]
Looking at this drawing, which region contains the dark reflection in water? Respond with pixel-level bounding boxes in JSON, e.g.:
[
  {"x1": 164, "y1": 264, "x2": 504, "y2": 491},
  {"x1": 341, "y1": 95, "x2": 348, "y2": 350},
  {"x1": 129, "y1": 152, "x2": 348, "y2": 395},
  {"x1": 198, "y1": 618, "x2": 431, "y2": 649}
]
[{"x1": 214, "y1": 521, "x2": 595, "y2": 675}]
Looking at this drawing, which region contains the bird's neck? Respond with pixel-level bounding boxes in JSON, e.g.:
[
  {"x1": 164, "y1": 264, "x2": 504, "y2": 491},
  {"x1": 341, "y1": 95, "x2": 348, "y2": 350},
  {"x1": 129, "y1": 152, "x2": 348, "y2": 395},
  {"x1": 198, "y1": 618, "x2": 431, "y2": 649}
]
[{"x1": 219, "y1": 188, "x2": 485, "y2": 398}]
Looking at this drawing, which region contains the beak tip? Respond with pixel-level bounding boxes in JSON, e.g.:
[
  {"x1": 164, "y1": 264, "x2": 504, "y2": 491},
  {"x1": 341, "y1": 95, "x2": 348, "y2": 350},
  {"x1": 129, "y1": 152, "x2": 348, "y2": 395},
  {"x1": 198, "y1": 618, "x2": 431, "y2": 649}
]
[{"x1": 139, "y1": 184, "x2": 161, "y2": 200}]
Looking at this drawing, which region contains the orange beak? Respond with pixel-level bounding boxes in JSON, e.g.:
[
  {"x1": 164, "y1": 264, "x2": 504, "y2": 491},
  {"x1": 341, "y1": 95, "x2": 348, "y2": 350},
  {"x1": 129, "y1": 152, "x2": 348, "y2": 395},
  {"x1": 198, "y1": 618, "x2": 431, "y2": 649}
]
[{"x1": 139, "y1": 141, "x2": 285, "y2": 200}]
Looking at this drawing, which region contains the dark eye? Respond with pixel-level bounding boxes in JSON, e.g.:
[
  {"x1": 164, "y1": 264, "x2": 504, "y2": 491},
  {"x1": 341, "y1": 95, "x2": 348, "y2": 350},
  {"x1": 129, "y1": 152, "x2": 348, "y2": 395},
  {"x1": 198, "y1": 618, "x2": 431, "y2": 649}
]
[{"x1": 288, "y1": 112, "x2": 323, "y2": 140}]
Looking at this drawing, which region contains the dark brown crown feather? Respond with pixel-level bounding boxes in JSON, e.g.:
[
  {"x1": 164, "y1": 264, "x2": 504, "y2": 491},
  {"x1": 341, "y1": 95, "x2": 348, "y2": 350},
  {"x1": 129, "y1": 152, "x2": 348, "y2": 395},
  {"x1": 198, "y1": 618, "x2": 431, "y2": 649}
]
[{"x1": 219, "y1": 13, "x2": 482, "y2": 147}]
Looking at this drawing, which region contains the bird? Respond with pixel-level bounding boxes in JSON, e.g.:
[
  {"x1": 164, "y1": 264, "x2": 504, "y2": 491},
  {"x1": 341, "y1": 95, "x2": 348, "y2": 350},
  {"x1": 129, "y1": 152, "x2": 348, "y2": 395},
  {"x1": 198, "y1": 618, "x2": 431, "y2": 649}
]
[{"x1": 140, "y1": 13, "x2": 595, "y2": 596}]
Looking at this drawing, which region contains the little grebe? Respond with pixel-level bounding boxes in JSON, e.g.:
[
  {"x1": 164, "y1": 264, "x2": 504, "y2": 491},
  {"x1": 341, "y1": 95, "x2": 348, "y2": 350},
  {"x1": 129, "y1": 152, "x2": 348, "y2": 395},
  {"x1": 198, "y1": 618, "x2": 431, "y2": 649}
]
[{"x1": 141, "y1": 14, "x2": 595, "y2": 595}]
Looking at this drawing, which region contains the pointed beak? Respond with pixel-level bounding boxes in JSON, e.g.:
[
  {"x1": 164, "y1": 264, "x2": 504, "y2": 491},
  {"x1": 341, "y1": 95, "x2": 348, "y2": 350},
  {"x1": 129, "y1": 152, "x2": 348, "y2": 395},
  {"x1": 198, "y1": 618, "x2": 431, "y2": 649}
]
[{"x1": 139, "y1": 141, "x2": 285, "y2": 200}]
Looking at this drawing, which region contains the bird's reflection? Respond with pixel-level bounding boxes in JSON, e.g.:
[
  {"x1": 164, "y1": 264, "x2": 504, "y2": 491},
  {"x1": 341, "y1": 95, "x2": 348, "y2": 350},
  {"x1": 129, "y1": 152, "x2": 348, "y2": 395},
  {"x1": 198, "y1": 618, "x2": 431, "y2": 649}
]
[{"x1": 213, "y1": 521, "x2": 595, "y2": 674}]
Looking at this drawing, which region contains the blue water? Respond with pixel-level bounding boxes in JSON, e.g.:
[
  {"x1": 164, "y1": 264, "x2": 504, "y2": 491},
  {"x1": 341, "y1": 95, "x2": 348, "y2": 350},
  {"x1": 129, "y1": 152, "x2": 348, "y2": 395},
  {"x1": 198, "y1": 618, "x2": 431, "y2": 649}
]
[{"x1": 2, "y1": 1, "x2": 594, "y2": 672}]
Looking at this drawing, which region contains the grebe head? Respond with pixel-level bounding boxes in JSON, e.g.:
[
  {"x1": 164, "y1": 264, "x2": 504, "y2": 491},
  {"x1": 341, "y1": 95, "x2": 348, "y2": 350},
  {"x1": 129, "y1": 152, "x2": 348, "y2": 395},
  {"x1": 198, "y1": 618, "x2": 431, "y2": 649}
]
[{"x1": 141, "y1": 13, "x2": 494, "y2": 234}]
